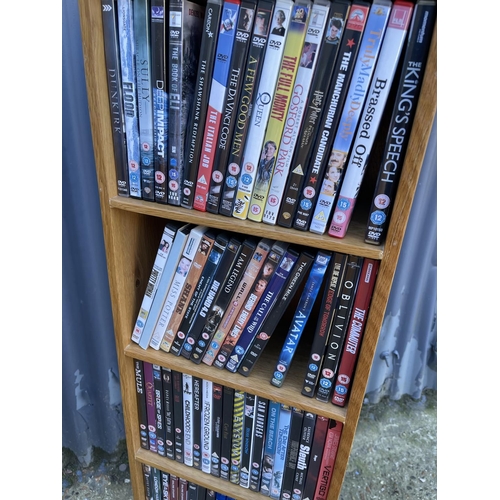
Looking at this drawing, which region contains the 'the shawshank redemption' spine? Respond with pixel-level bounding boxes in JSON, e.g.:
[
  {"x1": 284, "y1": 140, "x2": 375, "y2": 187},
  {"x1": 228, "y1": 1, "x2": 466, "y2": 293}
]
[
  {"x1": 224, "y1": 246, "x2": 299, "y2": 373},
  {"x1": 313, "y1": 419, "x2": 343, "y2": 499},
  {"x1": 308, "y1": 0, "x2": 392, "y2": 235},
  {"x1": 181, "y1": 0, "x2": 224, "y2": 209},
  {"x1": 133, "y1": 359, "x2": 149, "y2": 450},
  {"x1": 101, "y1": 0, "x2": 129, "y2": 197},
  {"x1": 329, "y1": 0, "x2": 414, "y2": 239},
  {"x1": 247, "y1": 0, "x2": 312, "y2": 222},
  {"x1": 262, "y1": 0, "x2": 332, "y2": 225},
  {"x1": 332, "y1": 258, "x2": 379, "y2": 407},
  {"x1": 276, "y1": 0, "x2": 352, "y2": 226},
  {"x1": 134, "y1": 0, "x2": 155, "y2": 201},
  {"x1": 231, "y1": 0, "x2": 294, "y2": 220},
  {"x1": 301, "y1": 251, "x2": 348, "y2": 397},
  {"x1": 117, "y1": 0, "x2": 142, "y2": 198},
  {"x1": 168, "y1": 0, "x2": 205, "y2": 206},
  {"x1": 188, "y1": 238, "x2": 255, "y2": 363},
  {"x1": 193, "y1": 0, "x2": 241, "y2": 211},
  {"x1": 364, "y1": 0, "x2": 437, "y2": 245},
  {"x1": 206, "y1": 0, "x2": 259, "y2": 214},
  {"x1": 249, "y1": 395, "x2": 269, "y2": 491},
  {"x1": 315, "y1": 254, "x2": 363, "y2": 402},
  {"x1": 217, "y1": 0, "x2": 276, "y2": 216},
  {"x1": 291, "y1": 1, "x2": 370, "y2": 231},
  {"x1": 151, "y1": 0, "x2": 169, "y2": 203},
  {"x1": 169, "y1": 233, "x2": 229, "y2": 355},
  {"x1": 270, "y1": 250, "x2": 332, "y2": 388},
  {"x1": 238, "y1": 250, "x2": 315, "y2": 376}
]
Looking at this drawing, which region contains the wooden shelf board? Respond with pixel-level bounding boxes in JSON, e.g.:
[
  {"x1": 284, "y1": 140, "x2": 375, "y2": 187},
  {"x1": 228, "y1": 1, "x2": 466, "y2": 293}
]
[
  {"x1": 110, "y1": 197, "x2": 385, "y2": 261},
  {"x1": 125, "y1": 343, "x2": 348, "y2": 423}
]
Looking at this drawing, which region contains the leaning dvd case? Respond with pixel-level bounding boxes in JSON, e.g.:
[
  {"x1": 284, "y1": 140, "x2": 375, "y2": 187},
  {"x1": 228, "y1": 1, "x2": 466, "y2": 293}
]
[
  {"x1": 308, "y1": 0, "x2": 392, "y2": 235},
  {"x1": 301, "y1": 251, "x2": 348, "y2": 397},
  {"x1": 332, "y1": 258, "x2": 379, "y2": 407},
  {"x1": 180, "y1": 237, "x2": 243, "y2": 360},
  {"x1": 100, "y1": 0, "x2": 129, "y2": 197},
  {"x1": 225, "y1": 246, "x2": 299, "y2": 373},
  {"x1": 276, "y1": 0, "x2": 352, "y2": 227},
  {"x1": 270, "y1": 250, "x2": 331, "y2": 388},
  {"x1": 238, "y1": 249, "x2": 315, "y2": 376},
  {"x1": 291, "y1": 1, "x2": 370, "y2": 231},
  {"x1": 329, "y1": 1, "x2": 414, "y2": 239},
  {"x1": 188, "y1": 238, "x2": 255, "y2": 363}
]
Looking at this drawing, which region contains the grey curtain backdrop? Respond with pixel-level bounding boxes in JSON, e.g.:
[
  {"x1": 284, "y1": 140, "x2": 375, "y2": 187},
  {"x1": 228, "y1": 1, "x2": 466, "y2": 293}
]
[{"x1": 62, "y1": 0, "x2": 437, "y2": 465}]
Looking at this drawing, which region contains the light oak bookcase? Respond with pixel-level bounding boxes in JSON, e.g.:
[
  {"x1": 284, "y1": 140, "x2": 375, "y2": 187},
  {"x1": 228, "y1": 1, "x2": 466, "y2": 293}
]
[{"x1": 77, "y1": 0, "x2": 436, "y2": 497}]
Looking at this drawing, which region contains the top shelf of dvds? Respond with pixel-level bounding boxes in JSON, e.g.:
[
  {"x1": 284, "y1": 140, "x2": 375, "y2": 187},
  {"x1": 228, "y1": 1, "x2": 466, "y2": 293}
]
[{"x1": 109, "y1": 196, "x2": 385, "y2": 260}]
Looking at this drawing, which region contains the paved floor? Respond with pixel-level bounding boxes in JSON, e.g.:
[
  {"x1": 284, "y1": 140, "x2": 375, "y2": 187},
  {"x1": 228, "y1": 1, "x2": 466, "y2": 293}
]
[{"x1": 62, "y1": 389, "x2": 436, "y2": 499}]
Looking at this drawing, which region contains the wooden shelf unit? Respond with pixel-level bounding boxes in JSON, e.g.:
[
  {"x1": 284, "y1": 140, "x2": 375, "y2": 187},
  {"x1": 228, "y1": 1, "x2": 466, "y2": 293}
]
[{"x1": 77, "y1": 0, "x2": 437, "y2": 498}]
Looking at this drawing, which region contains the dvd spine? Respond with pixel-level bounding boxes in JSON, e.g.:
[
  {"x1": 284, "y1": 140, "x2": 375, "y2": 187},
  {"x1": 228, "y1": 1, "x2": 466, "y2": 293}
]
[
  {"x1": 193, "y1": 0, "x2": 241, "y2": 211},
  {"x1": 329, "y1": 1, "x2": 414, "y2": 238},
  {"x1": 161, "y1": 366, "x2": 175, "y2": 459},
  {"x1": 220, "y1": 385, "x2": 235, "y2": 480},
  {"x1": 100, "y1": 0, "x2": 129, "y2": 197},
  {"x1": 134, "y1": 0, "x2": 155, "y2": 201},
  {"x1": 280, "y1": 407, "x2": 304, "y2": 500},
  {"x1": 260, "y1": 400, "x2": 281, "y2": 496},
  {"x1": 276, "y1": 0, "x2": 353, "y2": 226},
  {"x1": 231, "y1": 0, "x2": 294, "y2": 220},
  {"x1": 229, "y1": 390, "x2": 246, "y2": 484},
  {"x1": 364, "y1": 0, "x2": 436, "y2": 245},
  {"x1": 206, "y1": 0, "x2": 259, "y2": 214},
  {"x1": 192, "y1": 376, "x2": 203, "y2": 470},
  {"x1": 249, "y1": 395, "x2": 269, "y2": 491},
  {"x1": 181, "y1": 0, "x2": 224, "y2": 209},
  {"x1": 143, "y1": 361, "x2": 158, "y2": 453},
  {"x1": 152, "y1": 364, "x2": 166, "y2": 457},
  {"x1": 117, "y1": 0, "x2": 142, "y2": 198},
  {"x1": 308, "y1": 0, "x2": 392, "y2": 235},
  {"x1": 291, "y1": 411, "x2": 316, "y2": 499},
  {"x1": 133, "y1": 359, "x2": 149, "y2": 450},
  {"x1": 211, "y1": 383, "x2": 224, "y2": 477},
  {"x1": 201, "y1": 379, "x2": 214, "y2": 474},
  {"x1": 269, "y1": 404, "x2": 292, "y2": 499},
  {"x1": 262, "y1": 0, "x2": 332, "y2": 225},
  {"x1": 247, "y1": 0, "x2": 312, "y2": 222},
  {"x1": 270, "y1": 250, "x2": 332, "y2": 388},
  {"x1": 217, "y1": 0, "x2": 276, "y2": 215}
]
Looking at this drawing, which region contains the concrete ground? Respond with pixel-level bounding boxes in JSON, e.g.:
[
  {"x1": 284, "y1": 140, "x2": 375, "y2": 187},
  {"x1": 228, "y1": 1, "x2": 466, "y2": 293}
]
[{"x1": 62, "y1": 389, "x2": 436, "y2": 499}]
